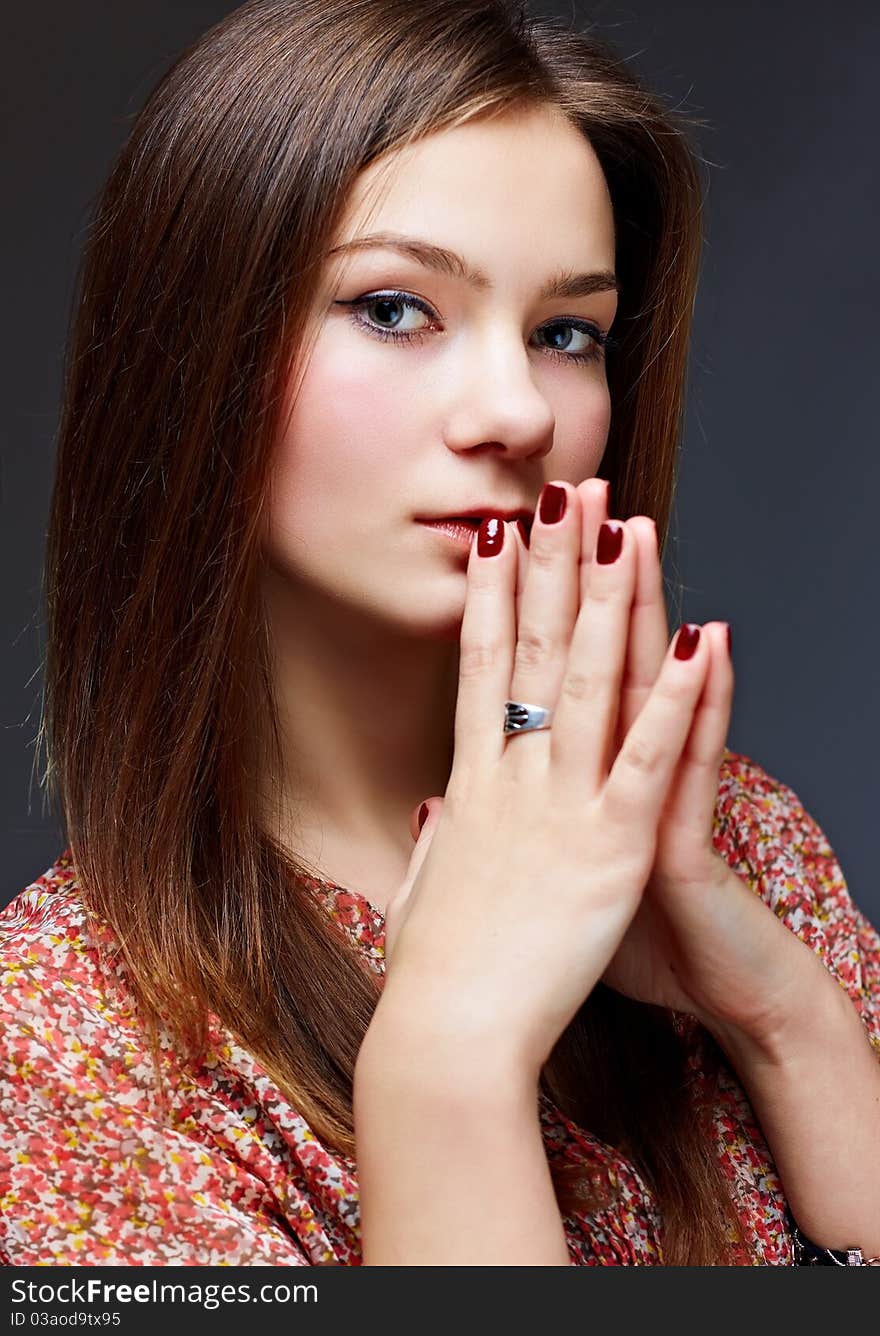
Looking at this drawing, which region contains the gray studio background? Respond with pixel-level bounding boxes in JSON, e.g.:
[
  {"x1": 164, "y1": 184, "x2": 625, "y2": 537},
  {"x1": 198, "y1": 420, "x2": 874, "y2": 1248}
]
[{"x1": 3, "y1": 1, "x2": 878, "y2": 919}]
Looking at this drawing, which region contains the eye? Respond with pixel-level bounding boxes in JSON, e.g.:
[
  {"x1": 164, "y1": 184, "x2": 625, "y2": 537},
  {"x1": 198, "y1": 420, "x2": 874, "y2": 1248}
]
[
  {"x1": 334, "y1": 291, "x2": 616, "y2": 365},
  {"x1": 534, "y1": 320, "x2": 609, "y2": 365},
  {"x1": 335, "y1": 291, "x2": 437, "y2": 344}
]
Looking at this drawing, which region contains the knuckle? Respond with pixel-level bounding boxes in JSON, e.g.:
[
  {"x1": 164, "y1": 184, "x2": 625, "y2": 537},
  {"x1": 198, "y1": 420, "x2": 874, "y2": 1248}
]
[
  {"x1": 584, "y1": 577, "x2": 619, "y2": 606},
  {"x1": 465, "y1": 565, "x2": 506, "y2": 601},
  {"x1": 458, "y1": 640, "x2": 502, "y2": 678},
  {"x1": 598, "y1": 783, "x2": 637, "y2": 831},
  {"x1": 559, "y1": 668, "x2": 599, "y2": 704},
  {"x1": 513, "y1": 628, "x2": 555, "y2": 673},
  {"x1": 654, "y1": 674, "x2": 692, "y2": 709},
  {"x1": 525, "y1": 542, "x2": 559, "y2": 573},
  {"x1": 620, "y1": 734, "x2": 661, "y2": 777}
]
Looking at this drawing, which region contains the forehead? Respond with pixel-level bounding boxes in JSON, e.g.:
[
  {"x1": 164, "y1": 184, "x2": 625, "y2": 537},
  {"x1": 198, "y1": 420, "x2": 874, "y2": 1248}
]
[{"x1": 331, "y1": 105, "x2": 615, "y2": 268}]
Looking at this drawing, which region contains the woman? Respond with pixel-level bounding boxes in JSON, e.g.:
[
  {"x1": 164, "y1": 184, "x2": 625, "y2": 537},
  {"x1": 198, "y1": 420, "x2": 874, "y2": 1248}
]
[{"x1": 2, "y1": 0, "x2": 878, "y2": 1266}]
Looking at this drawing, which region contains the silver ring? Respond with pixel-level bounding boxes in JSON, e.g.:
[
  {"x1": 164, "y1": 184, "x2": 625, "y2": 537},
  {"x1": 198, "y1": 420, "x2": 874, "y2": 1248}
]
[{"x1": 503, "y1": 699, "x2": 554, "y2": 736}]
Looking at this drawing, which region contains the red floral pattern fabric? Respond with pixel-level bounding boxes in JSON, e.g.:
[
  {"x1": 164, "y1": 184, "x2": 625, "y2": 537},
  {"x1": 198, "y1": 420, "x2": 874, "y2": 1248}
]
[{"x1": 2, "y1": 751, "x2": 878, "y2": 1265}]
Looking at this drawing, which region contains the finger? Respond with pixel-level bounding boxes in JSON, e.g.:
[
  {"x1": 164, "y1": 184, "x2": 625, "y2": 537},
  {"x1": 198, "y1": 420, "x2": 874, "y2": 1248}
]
[
  {"x1": 511, "y1": 516, "x2": 530, "y2": 634},
  {"x1": 409, "y1": 798, "x2": 437, "y2": 843},
  {"x1": 452, "y1": 518, "x2": 519, "y2": 772},
  {"x1": 574, "y1": 476, "x2": 610, "y2": 606},
  {"x1": 388, "y1": 799, "x2": 443, "y2": 958},
  {"x1": 602, "y1": 623, "x2": 711, "y2": 832},
  {"x1": 653, "y1": 622, "x2": 734, "y2": 871},
  {"x1": 549, "y1": 517, "x2": 638, "y2": 793},
  {"x1": 507, "y1": 481, "x2": 582, "y2": 761},
  {"x1": 617, "y1": 516, "x2": 669, "y2": 742}
]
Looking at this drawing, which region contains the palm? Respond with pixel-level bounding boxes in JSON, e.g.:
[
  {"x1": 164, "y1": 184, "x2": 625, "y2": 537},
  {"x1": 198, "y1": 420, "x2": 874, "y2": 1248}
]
[{"x1": 600, "y1": 885, "x2": 704, "y2": 1016}]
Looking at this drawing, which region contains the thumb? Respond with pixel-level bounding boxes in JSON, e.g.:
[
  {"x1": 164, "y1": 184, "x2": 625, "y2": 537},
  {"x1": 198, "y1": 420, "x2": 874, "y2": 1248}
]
[
  {"x1": 409, "y1": 797, "x2": 443, "y2": 843},
  {"x1": 385, "y1": 798, "x2": 444, "y2": 960},
  {"x1": 402, "y1": 797, "x2": 443, "y2": 890}
]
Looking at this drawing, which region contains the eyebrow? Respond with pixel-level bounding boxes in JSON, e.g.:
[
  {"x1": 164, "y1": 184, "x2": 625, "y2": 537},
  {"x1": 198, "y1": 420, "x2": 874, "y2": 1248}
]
[{"x1": 327, "y1": 231, "x2": 620, "y2": 300}]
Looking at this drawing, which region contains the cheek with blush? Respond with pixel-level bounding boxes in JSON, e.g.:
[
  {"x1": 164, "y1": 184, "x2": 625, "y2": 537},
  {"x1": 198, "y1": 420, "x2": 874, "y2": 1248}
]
[{"x1": 554, "y1": 384, "x2": 611, "y2": 484}]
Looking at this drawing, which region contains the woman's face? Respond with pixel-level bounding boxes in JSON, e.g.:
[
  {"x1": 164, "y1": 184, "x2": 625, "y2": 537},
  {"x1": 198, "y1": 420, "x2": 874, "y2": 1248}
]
[{"x1": 265, "y1": 104, "x2": 618, "y2": 640}]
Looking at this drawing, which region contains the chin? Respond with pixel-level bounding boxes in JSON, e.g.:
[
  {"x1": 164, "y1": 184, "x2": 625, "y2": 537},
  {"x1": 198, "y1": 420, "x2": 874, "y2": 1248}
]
[
  {"x1": 383, "y1": 596, "x2": 466, "y2": 645},
  {"x1": 424, "y1": 617, "x2": 466, "y2": 645},
  {"x1": 402, "y1": 605, "x2": 465, "y2": 645}
]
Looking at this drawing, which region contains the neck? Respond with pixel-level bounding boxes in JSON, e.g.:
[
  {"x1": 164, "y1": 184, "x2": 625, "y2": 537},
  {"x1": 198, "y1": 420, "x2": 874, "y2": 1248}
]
[{"x1": 261, "y1": 565, "x2": 459, "y2": 896}]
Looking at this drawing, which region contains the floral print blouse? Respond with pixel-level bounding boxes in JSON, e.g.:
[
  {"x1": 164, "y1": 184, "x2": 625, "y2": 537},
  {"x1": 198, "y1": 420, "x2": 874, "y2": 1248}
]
[{"x1": 2, "y1": 751, "x2": 879, "y2": 1266}]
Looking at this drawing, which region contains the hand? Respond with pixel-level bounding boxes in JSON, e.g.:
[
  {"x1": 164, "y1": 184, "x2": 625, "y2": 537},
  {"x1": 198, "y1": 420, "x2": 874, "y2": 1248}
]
[
  {"x1": 584, "y1": 490, "x2": 833, "y2": 1047},
  {"x1": 410, "y1": 480, "x2": 826, "y2": 1053},
  {"x1": 383, "y1": 482, "x2": 713, "y2": 1085}
]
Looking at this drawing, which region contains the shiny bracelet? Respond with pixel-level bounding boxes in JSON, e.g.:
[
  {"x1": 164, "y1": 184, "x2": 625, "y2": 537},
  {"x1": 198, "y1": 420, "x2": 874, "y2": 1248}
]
[{"x1": 789, "y1": 1211, "x2": 880, "y2": 1266}]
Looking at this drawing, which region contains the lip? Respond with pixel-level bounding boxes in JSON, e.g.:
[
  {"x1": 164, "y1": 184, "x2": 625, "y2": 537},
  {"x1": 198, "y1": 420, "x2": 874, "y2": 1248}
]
[
  {"x1": 416, "y1": 515, "x2": 532, "y2": 550},
  {"x1": 416, "y1": 507, "x2": 535, "y2": 546},
  {"x1": 418, "y1": 506, "x2": 534, "y2": 527},
  {"x1": 417, "y1": 518, "x2": 484, "y2": 549}
]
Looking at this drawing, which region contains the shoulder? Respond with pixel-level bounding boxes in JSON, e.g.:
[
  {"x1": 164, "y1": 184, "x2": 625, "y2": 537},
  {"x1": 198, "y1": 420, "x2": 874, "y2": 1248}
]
[
  {"x1": 2, "y1": 846, "x2": 81, "y2": 940},
  {"x1": 1, "y1": 848, "x2": 127, "y2": 1030},
  {"x1": 0, "y1": 848, "x2": 146, "y2": 1149},
  {"x1": 714, "y1": 749, "x2": 880, "y2": 1036},
  {"x1": 0, "y1": 853, "x2": 331, "y2": 1265},
  {"x1": 715, "y1": 748, "x2": 852, "y2": 922},
  {"x1": 715, "y1": 749, "x2": 844, "y2": 904}
]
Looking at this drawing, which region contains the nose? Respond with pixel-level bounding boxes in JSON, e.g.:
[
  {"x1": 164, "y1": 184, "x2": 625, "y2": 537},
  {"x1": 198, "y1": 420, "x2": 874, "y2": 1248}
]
[{"x1": 441, "y1": 334, "x2": 555, "y2": 461}]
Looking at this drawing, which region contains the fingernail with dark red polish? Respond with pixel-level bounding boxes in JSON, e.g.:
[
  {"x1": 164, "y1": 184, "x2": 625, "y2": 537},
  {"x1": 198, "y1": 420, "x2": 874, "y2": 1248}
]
[
  {"x1": 417, "y1": 802, "x2": 429, "y2": 831},
  {"x1": 596, "y1": 521, "x2": 624, "y2": 564},
  {"x1": 477, "y1": 515, "x2": 505, "y2": 557},
  {"x1": 516, "y1": 518, "x2": 530, "y2": 549},
  {"x1": 726, "y1": 624, "x2": 732, "y2": 656},
  {"x1": 674, "y1": 624, "x2": 701, "y2": 660},
  {"x1": 538, "y1": 483, "x2": 567, "y2": 525}
]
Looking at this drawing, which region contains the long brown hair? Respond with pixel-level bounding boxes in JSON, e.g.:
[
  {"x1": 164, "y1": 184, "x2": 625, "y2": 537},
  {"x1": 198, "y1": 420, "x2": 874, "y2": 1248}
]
[{"x1": 39, "y1": 0, "x2": 749, "y2": 1263}]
